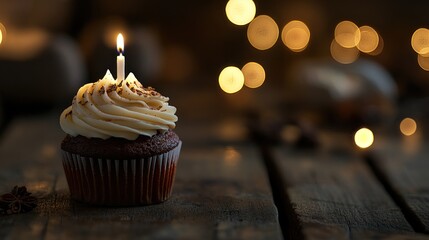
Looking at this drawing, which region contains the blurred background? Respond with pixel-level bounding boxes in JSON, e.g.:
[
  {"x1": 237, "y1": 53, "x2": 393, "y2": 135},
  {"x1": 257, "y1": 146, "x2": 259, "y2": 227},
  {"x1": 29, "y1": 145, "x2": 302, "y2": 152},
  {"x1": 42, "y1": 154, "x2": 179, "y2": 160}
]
[{"x1": 0, "y1": 0, "x2": 428, "y2": 147}]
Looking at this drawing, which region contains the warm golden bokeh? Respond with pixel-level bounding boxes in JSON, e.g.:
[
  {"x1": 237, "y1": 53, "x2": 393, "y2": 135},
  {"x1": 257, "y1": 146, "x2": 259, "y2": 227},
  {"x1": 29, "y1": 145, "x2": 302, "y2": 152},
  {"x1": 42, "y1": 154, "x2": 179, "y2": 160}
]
[
  {"x1": 281, "y1": 20, "x2": 310, "y2": 52},
  {"x1": 218, "y1": 66, "x2": 245, "y2": 93},
  {"x1": 0, "y1": 22, "x2": 5, "y2": 45},
  {"x1": 367, "y1": 34, "x2": 384, "y2": 56},
  {"x1": 334, "y1": 21, "x2": 360, "y2": 48},
  {"x1": 357, "y1": 26, "x2": 379, "y2": 53},
  {"x1": 225, "y1": 0, "x2": 256, "y2": 26},
  {"x1": 241, "y1": 62, "x2": 266, "y2": 88},
  {"x1": 400, "y1": 118, "x2": 417, "y2": 136},
  {"x1": 0, "y1": 29, "x2": 48, "y2": 60},
  {"x1": 411, "y1": 28, "x2": 429, "y2": 55},
  {"x1": 330, "y1": 39, "x2": 359, "y2": 64},
  {"x1": 417, "y1": 54, "x2": 429, "y2": 71},
  {"x1": 247, "y1": 15, "x2": 279, "y2": 50},
  {"x1": 354, "y1": 128, "x2": 374, "y2": 149}
]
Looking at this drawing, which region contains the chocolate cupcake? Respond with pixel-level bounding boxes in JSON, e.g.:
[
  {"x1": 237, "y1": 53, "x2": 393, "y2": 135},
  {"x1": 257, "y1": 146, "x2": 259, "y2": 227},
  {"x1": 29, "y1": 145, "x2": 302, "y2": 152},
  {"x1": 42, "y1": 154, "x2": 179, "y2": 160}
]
[{"x1": 59, "y1": 70, "x2": 181, "y2": 206}]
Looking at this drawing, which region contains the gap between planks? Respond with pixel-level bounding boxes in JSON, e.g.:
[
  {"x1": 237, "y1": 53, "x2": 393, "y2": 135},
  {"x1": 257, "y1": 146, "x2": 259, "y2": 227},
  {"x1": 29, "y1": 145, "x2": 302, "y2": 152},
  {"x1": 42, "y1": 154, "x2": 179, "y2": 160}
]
[
  {"x1": 365, "y1": 153, "x2": 428, "y2": 234},
  {"x1": 260, "y1": 144, "x2": 303, "y2": 240}
]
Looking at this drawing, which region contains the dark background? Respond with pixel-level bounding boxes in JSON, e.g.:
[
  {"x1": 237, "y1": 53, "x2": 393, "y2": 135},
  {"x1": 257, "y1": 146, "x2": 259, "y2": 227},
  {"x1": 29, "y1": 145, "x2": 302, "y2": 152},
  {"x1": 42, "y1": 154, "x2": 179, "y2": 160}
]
[{"x1": 0, "y1": 0, "x2": 429, "y2": 136}]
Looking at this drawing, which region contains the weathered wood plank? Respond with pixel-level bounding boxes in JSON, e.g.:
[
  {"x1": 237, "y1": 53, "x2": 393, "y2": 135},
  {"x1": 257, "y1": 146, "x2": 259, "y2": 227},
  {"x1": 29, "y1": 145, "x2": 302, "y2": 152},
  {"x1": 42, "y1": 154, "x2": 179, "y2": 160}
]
[
  {"x1": 302, "y1": 222, "x2": 429, "y2": 240},
  {"x1": 0, "y1": 114, "x2": 281, "y2": 240},
  {"x1": 371, "y1": 135, "x2": 429, "y2": 233},
  {"x1": 269, "y1": 146, "x2": 415, "y2": 239},
  {"x1": 0, "y1": 114, "x2": 62, "y2": 240}
]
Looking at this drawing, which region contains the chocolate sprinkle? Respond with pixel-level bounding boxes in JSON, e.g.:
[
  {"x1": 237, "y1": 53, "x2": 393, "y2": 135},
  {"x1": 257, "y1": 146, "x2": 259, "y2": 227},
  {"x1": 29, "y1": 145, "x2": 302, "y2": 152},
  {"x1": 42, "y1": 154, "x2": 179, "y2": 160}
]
[
  {"x1": 99, "y1": 86, "x2": 106, "y2": 94},
  {"x1": 65, "y1": 110, "x2": 73, "y2": 118}
]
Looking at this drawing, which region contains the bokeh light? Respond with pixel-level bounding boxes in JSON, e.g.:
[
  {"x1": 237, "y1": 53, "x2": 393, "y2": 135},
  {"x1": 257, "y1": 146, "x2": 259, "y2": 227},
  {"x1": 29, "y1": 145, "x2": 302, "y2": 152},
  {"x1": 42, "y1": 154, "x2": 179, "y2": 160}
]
[
  {"x1": 241, "y1": 62, "x2": 265, "y2": 88},
  {"x1": 40, "y1": 144, "x2": 56, "y2": 159},
  {"x1": 219, "y1": 66, "x2": 245, "y2": 94},
  {"x1": 225, "y1": 0, "x2": 256, "y2": 26},
  {"x1": 354, "y1": 128, "x2": 374, "y2": 149},
  {"x1": 281, "y1": 20, "x2": 310, "y2": 52},
  {"x1": 0, "y1": 29, "x2": 48, "y2": 60},
  {"x1": 224, "y1": 146, "x2": 241, "y2": 167},
  {"x1": 357, "y1": 26, "x2": 379, "y2": 53},
  {"x1": 400, "y1": 118, "x2": 417, "y2": 136},
  {"x1": 367, "y1": 34, "x2": 384, "y2": 56},
  {"x1": 418, "y1": 53, "x2": 429, "y2": 71},
  {"x1": 335, "y1": 21, "x2": 360, "y2": 48},
  {"x1": 247, "y1": 15, "x2": 279, "y2": 50},
  {"x1": 411, "y1": 28, "x2": 429, "y2": 55},
  {"x1": 0, "y1": 22, "x2": 6, "y2": 45},
  {"x1": 330, "y1": 39, "x2": 359, "y2": 64}
]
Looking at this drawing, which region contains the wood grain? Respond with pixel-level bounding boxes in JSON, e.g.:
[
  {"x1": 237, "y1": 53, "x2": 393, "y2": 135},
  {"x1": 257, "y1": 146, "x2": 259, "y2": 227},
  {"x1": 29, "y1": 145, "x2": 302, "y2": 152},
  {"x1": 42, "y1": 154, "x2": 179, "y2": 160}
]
[
  {"x1": 269, "y1": 147, "x2": 415, "y2": 239},
  {"x1": 371, "y1": 135, "x2": 429, "y2": 233},
  {"x1": 0, "y1": 113, "x2": 281, "y2": 240}
]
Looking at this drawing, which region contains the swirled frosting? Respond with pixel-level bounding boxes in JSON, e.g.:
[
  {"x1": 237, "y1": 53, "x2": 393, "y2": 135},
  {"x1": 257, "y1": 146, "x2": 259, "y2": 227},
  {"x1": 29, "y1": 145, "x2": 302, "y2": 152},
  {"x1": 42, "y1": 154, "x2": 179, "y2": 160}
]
[{"x1": 60, "y1": 70, "x2": 178, "y2": 140}]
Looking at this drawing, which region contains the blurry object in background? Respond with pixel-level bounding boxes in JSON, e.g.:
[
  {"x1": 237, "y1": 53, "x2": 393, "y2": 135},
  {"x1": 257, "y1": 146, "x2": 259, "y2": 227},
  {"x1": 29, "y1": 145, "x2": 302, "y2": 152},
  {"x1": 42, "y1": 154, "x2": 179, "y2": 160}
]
[
  {"x1": 225, "y1": 0, "x2": 256, "y2": 26},
  {"x1": 281, "y1": 20, "x2": 310, "y2": 52},
  {"x1": 247, "y1": 15, "x2": 279, "y2": 50},
  {"x1": 286, "y1": 58, "x2": 397, "y2": 128},
  {"x1": 80, "y1": 19, "x2": 161, "y2": 83},
  {"x1": 242, "y1": 61, "x2": 265, "y2": 88},
  {"x1": 217, "y1": 118, "x2": 248, "y2": 142},
  {"x1": 354, "y1": 127, "x2": 374, "y2": 149},
  {"x1": 0, "y1": 28, "x2": 85, "y2": 106},
  {"x1": 281, "y1": 120, "x2": 319, "y2": 149},
  {"x1": 0, "y1": 0, "x2": 72, "y2": 32},
  {"x1": 130, "y1": 28, "x2": 162, "y2": 82}
]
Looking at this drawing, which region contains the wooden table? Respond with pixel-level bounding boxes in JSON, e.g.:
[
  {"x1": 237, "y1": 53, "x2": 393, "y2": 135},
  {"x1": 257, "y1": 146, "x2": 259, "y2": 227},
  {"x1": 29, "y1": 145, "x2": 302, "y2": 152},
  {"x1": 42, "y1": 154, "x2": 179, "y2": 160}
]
[{"x1": 0, "y1": 112, "x2": 429, "y2": 239}]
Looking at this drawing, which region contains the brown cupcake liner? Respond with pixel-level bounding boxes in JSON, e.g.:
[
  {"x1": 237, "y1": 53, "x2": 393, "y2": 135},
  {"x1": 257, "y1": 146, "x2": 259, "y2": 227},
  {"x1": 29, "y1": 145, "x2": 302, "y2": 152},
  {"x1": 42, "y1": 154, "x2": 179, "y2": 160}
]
[{"x1": 61, "y1": 141, "x2": 182, "y2": 206}]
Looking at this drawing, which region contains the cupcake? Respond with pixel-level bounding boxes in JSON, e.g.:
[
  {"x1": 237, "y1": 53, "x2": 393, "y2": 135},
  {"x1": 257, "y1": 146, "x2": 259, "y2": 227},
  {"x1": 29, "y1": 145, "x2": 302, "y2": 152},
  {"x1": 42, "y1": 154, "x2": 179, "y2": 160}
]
[{"x1": 59, "y1": 70, "x2": 181, "y2": 206}]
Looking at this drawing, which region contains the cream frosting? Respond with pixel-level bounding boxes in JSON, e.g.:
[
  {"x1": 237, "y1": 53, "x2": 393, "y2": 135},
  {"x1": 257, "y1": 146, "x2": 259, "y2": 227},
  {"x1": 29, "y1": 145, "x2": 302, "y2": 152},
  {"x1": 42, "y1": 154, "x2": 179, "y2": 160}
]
[{"x1": 60, "y1": 70, "x2": 177, "y2": 140}]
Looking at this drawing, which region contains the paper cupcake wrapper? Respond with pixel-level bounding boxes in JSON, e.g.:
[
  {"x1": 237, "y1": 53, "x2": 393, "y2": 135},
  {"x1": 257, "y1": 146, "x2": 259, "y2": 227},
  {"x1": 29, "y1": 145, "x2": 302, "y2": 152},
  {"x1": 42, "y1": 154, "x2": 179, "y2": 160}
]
[{"x1": 61, "y1": 141, "x2": 181, "y2": 206}]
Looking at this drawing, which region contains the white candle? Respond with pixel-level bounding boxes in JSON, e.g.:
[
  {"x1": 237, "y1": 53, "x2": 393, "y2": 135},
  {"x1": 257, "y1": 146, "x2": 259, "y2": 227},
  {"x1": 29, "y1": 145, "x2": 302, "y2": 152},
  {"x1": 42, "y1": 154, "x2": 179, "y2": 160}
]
[{"x1": 117, "y1": 33, "x2": 125, "y2": 81}]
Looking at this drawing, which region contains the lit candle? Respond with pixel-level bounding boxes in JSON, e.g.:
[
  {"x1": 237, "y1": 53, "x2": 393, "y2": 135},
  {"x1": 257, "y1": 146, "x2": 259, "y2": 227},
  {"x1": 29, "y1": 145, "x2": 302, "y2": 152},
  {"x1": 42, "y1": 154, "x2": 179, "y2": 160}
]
[{"x1": 117, "y1": 33, "x2": 125, "y2": 81}]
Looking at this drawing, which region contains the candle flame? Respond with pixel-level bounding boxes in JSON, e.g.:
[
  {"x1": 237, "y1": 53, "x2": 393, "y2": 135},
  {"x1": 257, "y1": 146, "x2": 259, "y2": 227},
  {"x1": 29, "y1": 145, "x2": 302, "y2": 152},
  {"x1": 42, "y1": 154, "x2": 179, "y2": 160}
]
[{"x1": 117, "y1": 33, "x2": 124, "y2": 53}]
